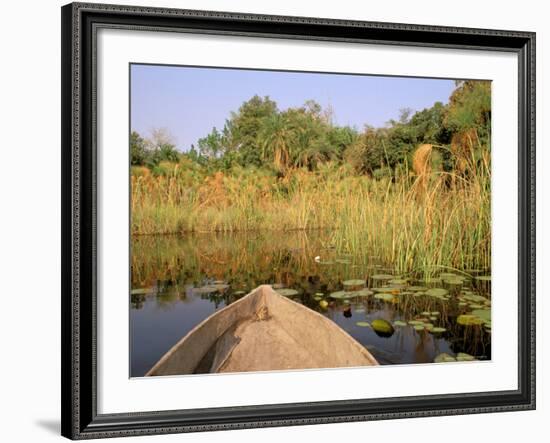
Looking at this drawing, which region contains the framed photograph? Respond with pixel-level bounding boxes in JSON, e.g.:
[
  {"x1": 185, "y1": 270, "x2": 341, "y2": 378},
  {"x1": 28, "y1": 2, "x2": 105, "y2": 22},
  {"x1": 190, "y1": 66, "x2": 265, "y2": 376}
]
[{"x1": 61, "y1": 2, "x2": 536, "y2": 439}]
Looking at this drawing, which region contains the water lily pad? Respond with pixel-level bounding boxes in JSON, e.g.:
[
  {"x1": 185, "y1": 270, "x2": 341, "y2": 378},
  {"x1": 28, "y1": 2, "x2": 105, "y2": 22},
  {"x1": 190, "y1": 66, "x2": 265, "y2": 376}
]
[
  {"x1": 389, "y1": 278, "x2": 407, "y2": 285},
  {"x1": 408, "y1": 320, "x2": 425, "y2": 326},
  {"x1": 456, "y1": 352, "x2": 476, "y2": 361},
  {"x1": 131, "y1": 288, "x2": 149, "y2": 295},
  {"x1": 476, "y1": 275, "x2": 491, "y2": 281},
  {"x1": 355, "y1": 288, "x2": 374, "y2": 297},
  {"x1": 233, "y1": 290, "x2": 246, "y2": 295},
  {"x1": 271, "y1": 283, "x2": 285, "y2": 289},
  {"x1": 374, "y1": 293, "x2": 396, "y2": 302},
  {"x1": 457, "y1": 314, "x2": 484, "y2": 326},
  {"x1": 388, "y1": 284, "x2": 407, "y2": 290},
  {"x1": 434, "y1": 353, "x2": 456, "y2": 363},
  {"x1": 343, "y1": 279, "x2": 366, "y2": 287},
  {"x1": 371, "y1": 318, "x2": 394, "y2": 336},
  {"x1": 421, "y1": 311, "x2": 431, "y2": 316},
  {"x1": 431, "y1": 327, "x2": 447, "y2": 334},
  {"x1": 413, "y1": 325, "x2": 425, "y2": 332},
  {"x1": 458, "y1": 301, "x2": 468, "y2": 307},
  {"x1": 213, "y1": 280, "x2": 226, "y2": 285},
  {"x1": 393, "y1": 320, "x2": 408, "y2": 327},
  {"x1": 319, "y1": 300, "x2": 329, "y2": 309},
  {"x1": 373, "y1": 286, "x2": 399, "y2": 293},
  {"x1": 444, "y1": 278, "x2": 464, "y2": 286},
  {"x1": 471, "y1": 308, "x2": 491, "y2": 322},
  {"x1": 408, "y1": 286, "x2": 428, "y2": 292},
  {"x1": 431, "y1": 311, "x2": 440, "y2": 316},
  {"x1": 315, "y1": 292, "x2": 324, "y2": 296},
  {"x1": 429, "y1": 316, "x2": 438, "y2": 321},
  {"x1": 469, "y1": 303, "x2": 484, "y2": 309},
  {"x1": 356, "y1": 321, "x2": 371, "y2": 328},
  {"x1": 371, "y1": 274, "x2": 394, "y2": 280},
  {"x1": 425, "y1": 288, "x2": 449, "y2": 297},
  {"x1": 276, "y1": 288, "x2": 299, "y2": 297},
  {"x1": 329, "y1": 291, "x2": 354, "y2": 299},
  {"x1": 464, "y1": 294, "x2": 487, "y2": 302}
]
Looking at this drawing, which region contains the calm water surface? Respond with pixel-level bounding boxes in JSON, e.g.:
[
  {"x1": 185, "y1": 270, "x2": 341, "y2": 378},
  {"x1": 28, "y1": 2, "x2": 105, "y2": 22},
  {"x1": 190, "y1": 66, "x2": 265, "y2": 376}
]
[{"x1": 130, "y1": 232, "x2": 491, "y2": 377}]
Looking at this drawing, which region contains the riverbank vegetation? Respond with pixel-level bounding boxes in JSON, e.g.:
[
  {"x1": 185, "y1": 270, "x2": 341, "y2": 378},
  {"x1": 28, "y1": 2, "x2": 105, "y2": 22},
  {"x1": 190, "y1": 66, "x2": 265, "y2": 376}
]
[{"x1": 131, "y1": 80, "x2": 491, "y2": 275}]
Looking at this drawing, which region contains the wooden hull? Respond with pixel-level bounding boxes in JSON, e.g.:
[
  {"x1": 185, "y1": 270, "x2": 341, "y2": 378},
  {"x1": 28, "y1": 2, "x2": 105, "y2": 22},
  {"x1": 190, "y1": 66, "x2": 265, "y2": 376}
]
[{"x1": 146, "y1": 285, "x2": 378, "y2": 376}]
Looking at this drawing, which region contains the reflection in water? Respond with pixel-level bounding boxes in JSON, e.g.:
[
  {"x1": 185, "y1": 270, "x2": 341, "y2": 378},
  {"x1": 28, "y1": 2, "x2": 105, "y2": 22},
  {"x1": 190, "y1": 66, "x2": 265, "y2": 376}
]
[{"x1": 130, "y1": 232, "x2": 491, "y2": 376}]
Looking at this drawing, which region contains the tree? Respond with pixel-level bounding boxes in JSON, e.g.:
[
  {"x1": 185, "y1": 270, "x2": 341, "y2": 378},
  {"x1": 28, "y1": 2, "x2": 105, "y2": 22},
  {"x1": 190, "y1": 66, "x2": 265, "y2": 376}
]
[
  {"x1": 398, "y1": 107, "x2": 414, "y2": 124},
  {"x1": 444, "y1": 80, "x2": 491, "y2": 178},
  {"x1": 148, "y1": 127, "x2": 176, "y2": 150},
  {"x1": 130, "y1": 131, "x2": 147, "y2": 165},
  {"x1": 187, "y1": 144, "x2": 200, "y2": 162},
  {"x1": 197, "y1": 127, "x2": 223, "y2": 158},
  {"x1": 144, "y1": 128, "x2": 180, "y2": 166},
  {"x1": 326, "y1": 125, "x2": 357, "y2": 158},
  {"x1": 226, "y1": 95, "x2": 279, "y2": 166},
  {"x1": 445, "y1": 80, "x2": 491, "y2": 136},
  {"x1": 258, "y1": 113, "x2": 297, "y2": 172},
  {"x1": 344, "y1": 126, "x2": 387, "y2": 174}
]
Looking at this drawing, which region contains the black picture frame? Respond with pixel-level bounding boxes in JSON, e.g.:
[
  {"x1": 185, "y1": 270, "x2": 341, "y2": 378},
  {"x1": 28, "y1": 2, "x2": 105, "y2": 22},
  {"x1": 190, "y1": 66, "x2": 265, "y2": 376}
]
[{"x1": 61, "y1": 2, "x2": 536, "y2": 439}]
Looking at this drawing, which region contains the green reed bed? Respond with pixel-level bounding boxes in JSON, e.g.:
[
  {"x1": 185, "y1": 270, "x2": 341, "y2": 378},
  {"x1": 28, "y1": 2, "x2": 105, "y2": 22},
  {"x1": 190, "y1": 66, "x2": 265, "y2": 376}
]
[{"x1": 131, "y1": 158, "x2": 490, "y2": 277}]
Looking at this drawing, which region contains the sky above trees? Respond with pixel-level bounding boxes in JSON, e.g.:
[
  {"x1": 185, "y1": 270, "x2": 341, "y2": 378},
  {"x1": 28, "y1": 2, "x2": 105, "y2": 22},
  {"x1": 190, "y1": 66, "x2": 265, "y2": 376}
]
[{"x1": 130, "y1": 64, "x2": 456, "y2": 152}]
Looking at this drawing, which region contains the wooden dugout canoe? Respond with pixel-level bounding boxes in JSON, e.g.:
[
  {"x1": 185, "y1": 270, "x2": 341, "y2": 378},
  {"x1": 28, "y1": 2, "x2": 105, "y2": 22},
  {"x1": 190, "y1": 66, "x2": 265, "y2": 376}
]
[{"x1": 146, "y1": 285, "x2": 378, "y2": 376}]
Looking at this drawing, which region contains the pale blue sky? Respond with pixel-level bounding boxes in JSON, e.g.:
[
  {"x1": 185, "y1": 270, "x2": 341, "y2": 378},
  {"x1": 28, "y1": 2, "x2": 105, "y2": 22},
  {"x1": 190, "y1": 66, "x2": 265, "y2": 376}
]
[{"x1": 130, "y1": 64, "x2": 456, "y2": 151}]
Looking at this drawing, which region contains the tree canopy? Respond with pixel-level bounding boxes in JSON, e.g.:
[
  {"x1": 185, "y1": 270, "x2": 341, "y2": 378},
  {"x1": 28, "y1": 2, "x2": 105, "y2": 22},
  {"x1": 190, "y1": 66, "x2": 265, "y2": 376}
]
[{"x1": 131, "y1": 80, "x2": 490, "y2": 179}]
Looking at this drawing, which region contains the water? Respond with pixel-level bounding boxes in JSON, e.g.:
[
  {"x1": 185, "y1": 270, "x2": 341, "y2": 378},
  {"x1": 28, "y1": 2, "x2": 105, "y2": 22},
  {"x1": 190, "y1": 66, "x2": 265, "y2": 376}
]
[{"x1": 130, "y1": 231, "x2": 491, "y2": 377}]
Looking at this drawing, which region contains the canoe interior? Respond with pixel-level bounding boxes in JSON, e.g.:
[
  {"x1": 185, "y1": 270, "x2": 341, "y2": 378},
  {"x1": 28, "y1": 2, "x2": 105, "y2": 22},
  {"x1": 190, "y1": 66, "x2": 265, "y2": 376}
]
[{"x1": 146, "y1": 285, "x2": 378, "y2": 376}]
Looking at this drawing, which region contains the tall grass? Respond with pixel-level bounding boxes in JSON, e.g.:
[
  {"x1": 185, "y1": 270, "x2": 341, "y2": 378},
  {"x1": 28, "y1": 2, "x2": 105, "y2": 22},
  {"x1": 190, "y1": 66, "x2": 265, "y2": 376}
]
[{"x1": 131, "y1": 155, "x2": 490, "y2": 276}]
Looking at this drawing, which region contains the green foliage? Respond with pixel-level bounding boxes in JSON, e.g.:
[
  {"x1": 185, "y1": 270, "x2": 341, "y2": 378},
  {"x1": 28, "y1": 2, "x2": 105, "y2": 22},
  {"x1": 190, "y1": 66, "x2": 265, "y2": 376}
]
[
  {"x1": 197, "y1": 127, "x2": 223, "y2": 159},
  {"x1": 130, "y1": 128, "x2": 181, "y2": 167},
  {"x1": 258, "y1": 113, "x2": 297, "y2": 172},
  {"x1": 132, "y1": 80, "x2": 491, "y2": 182},
  {"x1": 130, "y1": 131, "x2": 147, "y2": 166},
  {"x1": 445, "y1": 80, "x2": 491, "y2": 136},
  {"x1": 225, "y1": 95, "x2": 279, "y2": 167}
]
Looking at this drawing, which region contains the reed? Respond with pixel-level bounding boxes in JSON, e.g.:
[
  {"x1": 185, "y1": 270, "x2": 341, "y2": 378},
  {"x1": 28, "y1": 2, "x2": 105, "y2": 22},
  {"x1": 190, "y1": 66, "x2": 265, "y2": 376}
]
[{"x1": 131, "y1": 154, "x2": 490, "y2": 277}]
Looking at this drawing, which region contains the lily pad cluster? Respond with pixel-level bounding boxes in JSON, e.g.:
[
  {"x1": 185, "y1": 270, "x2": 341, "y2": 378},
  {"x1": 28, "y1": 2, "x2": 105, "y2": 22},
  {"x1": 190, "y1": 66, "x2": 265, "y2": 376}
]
[
  {"x1": 457, "y1": 308, "x2": 491, "y2": 331},
  {"x1": 343, "y1": 279, "x2": 366, "y2": 289},
  {"x1": 275, "y1": 288, "x2": 300, "y2": 297},
  {"x1": 434, "y1": 352, "x2": 476, "y2": 363},
  {"x1": 330, "y1": 288, "x2": 373, "y2": 300},
  {"x1": 458, "y1": 291, "x2": 491, "y2": 309}
]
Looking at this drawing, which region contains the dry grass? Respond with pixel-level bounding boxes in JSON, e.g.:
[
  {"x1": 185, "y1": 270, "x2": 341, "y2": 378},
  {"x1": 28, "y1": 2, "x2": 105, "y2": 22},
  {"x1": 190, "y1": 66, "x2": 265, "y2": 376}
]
[
  {"x1": 131, "y1": 153, "x2": 490, "y2": 276},
  {"x1": 412, "y1": 143, "x2": 434, "y2": 197}
]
